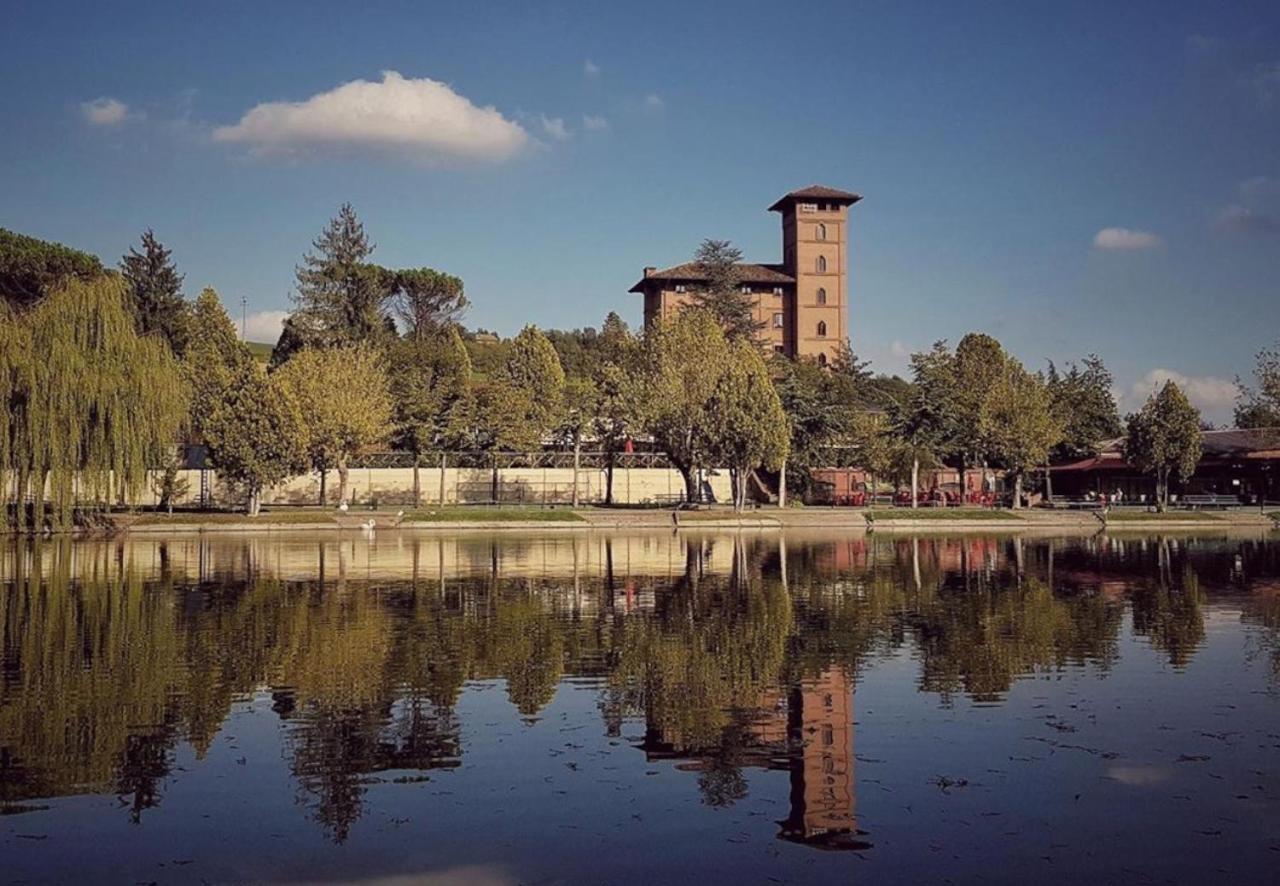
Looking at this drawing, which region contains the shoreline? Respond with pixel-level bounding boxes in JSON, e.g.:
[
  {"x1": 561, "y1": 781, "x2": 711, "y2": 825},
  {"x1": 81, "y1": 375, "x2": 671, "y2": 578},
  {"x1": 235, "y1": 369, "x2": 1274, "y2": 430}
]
[{"x1": 36, "y1": 507, "x2": 1273, "y2": 535}]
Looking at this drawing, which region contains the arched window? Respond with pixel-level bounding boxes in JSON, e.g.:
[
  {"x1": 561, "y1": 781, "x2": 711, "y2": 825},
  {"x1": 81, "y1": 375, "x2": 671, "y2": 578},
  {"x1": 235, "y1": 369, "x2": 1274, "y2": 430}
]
[
  {"x1": 816, "y1": 287, "x2": 827, "y2": 305},
  {"x1": 816, "y1": 223, "x2": 827, "y2": 241},
  {"x1": 816, "y1": 255, "x2": 827, "y2": 273},
  {"x1": 817, "y1": 321, "x2": 827, "y2": 337},
  {"x1": 817, "y1": 353, "x2": 828, "y2": 367}
]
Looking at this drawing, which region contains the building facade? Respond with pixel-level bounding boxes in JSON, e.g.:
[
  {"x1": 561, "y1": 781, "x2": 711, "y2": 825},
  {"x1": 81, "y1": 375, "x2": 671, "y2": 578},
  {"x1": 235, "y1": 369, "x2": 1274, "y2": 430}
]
[{"x1": 630, "y1": 185, "x2": 861, "y2": 365}]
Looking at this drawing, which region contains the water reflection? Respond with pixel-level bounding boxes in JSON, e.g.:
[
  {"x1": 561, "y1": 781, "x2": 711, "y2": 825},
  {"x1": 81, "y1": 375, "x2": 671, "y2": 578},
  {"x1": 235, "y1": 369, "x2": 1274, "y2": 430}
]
[{"x1": 1, "y1": 530, "x2": 1279, "y2": 868}]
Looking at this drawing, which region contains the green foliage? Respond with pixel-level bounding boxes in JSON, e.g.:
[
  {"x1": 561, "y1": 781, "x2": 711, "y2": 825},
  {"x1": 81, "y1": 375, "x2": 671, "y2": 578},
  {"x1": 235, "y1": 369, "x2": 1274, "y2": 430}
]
[
  {"x1": 393, "y1": 268, "x2": 467, "y2": 337},
  {"x1": 0, "y1": 228, "x2": 104, "y2": 307},
  {"x1": 1046, "y1": 356, "x2": 1122, "y2": 459},
  {"x1": 688, "y1": 239, "x2": 765, "y2": 341},
  {"x1": 1123, "y1": 381, "x2": 1203, "y2": 511},
  {"x1": 500, "y1": 325, "x2": 566, "y2": 435},
  {"x1": 183, "y1": 288, "x2": 254, "y2": 440},
  {"x1": 289, "y1": 204, "x2": 394, "y2": 350},
  {"x1": 1235, "y1": 340, "x2": 1280, "y2": 430},
  {"x1": 1, "y1": 276, "x2": 187, "y2": 528},
  {"x1": 388, "y1": 327, "x2": 473, "y2": 459},
  {"x1": 201, "y1": 362, "x2": 305, "y2": 515},
  {"x1": 773, "y1": 351, "x2": 865, "y2": 492},
  {"x1": 980, "y1": 358, "x2": 1062, "y2": 504},
  {"x1": 120, "y1": 229, "x2": 187, "y2": 353},
  {"x1": 705, "y1": 341, "x2": 790, "y2": 509},
  {"x1": 274, "y1": 345, "x2": 394, "y2": 501},
  {"x1": 461, "y1": 380, "x2": 543, "y2": 453}
]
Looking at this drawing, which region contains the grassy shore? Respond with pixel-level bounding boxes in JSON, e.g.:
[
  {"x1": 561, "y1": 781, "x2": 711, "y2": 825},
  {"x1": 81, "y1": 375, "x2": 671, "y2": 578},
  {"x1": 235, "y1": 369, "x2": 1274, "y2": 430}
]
[
  {"x1": 1104, "y1": 510, "x2": 1220, "y2": 522},
  {"x1": 405, "y1": 506, "x2": 584, "y2": 523},
  {"x1": 866, "y1": 508, "x2": 1021, "y2": 521},
  {"x1": 130, "y1": 510, "x2": 337, "y2": 525}
]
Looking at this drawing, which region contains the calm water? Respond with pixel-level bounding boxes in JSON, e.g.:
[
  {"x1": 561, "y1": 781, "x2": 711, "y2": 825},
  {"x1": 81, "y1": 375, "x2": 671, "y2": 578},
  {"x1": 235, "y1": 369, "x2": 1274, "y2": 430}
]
[{"x1": 1, "y1": 530, "x2": 1279, "y2": 885}]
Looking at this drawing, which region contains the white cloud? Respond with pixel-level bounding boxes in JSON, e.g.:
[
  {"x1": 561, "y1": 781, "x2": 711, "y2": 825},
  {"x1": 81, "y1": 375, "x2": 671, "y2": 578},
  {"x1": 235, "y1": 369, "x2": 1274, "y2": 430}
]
[
  {"x1": 1092, "y1": 227, "x2": 1162, "y2": 250},
  {"x1": 539, "y1": 115, "x2": 570, "y2": 141},
  {"x1": 643, "y1": 94, "x2": 665, "y2": 112},
  {"x1": 582, "y1": 114, "x2": 609, "y2": 131},
  {"x1": 1130, "y1": 369, "x2": 1236, "y2": 417},
  {"x1": 81, "y1": 97, "x2": 131, "y2": 126},
  {"x1": 213, "y1": 71, "x2": 529, "y2": 162},
  {"x1": 239, "y1": 310, "x2": 289, "y2": 344},
  {"x1": 583, "y1": 59, "x2": 600, "y2": 78},
  {"x1": 1214, "y1": 203, "x2": 1280, "y2": 235}
]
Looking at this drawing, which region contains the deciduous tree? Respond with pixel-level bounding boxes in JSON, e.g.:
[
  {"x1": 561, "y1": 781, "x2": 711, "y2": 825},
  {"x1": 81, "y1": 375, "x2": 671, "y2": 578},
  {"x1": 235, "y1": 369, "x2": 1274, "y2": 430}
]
[
  {"x1": 500, "y1": 325, "x2": 566, "y2": 436},
  {"x1": 705, "y1": 341, "x2": 790, "y2": 510},
  {"x1": 1235, "y1": 340, "x2": 1280, "y2": 432},
  {"x1": 1123, "y1": 381, "x2": 1203, "y2": 511},
  {"x1": 183, "y1": 288, "x2": 254, "y2": 440},
  {"x1": 388, "y1": 328, "x2": 473, "y2": 504},
  {"x1": 275, "y1": 345, "x2": 394, "y2": 505},
  {"x1": 980, "y1": 359, "x2": 1062, "y2": 508},
  {"x1": 202, "y1": 362, "x2": 305, "y2": 516},
  {"x1": 1046, "y1": 356, "x2": 1122, "y2": 460}
]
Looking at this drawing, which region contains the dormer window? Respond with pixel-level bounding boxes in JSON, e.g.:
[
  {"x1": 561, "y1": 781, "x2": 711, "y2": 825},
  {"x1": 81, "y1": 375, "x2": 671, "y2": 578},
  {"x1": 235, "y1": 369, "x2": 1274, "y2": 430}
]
[
  {"x1": 740, "y1": 284, "x2": 752, "y2": 294},
  {"x1": 772, "y1": 286, "x2": 783, "y2": 295},
  {"x1": 675, "y1": 284, "x2": 687, "y2": 293}
]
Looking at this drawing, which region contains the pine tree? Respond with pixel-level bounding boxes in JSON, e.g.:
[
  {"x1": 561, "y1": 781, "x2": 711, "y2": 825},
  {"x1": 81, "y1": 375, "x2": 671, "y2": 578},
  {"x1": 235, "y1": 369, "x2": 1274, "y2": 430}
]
[
  {"x1": 292, "y1": 204, "x2": 393, "y2": 347},
  {"x1": 120, "y1": 230, "x2": 187, "y2": 353},
  {"x1": 688, "y1": 239, "x2": 765, "y2": 341}
]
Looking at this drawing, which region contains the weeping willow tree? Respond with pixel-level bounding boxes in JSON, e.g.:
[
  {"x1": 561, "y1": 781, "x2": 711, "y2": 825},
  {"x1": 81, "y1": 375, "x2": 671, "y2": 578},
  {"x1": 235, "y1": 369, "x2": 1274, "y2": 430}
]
[{"x1": 1, "y1": 275, "x2": 187, "y2": 530}]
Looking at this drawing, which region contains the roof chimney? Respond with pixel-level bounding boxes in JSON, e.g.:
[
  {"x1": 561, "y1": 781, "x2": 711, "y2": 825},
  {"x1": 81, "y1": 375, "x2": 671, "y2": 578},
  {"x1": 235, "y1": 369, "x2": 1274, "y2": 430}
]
[{"x1": 643, "y1": 266, "x2": 656, "y2": 278}]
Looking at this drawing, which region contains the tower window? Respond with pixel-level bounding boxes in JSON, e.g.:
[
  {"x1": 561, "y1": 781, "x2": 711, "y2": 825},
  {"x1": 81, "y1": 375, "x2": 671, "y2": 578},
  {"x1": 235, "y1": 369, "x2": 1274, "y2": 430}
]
[
  {"x1": 817, "y1": 223, "x2": 827, "y2": 241},
  {"x1": 818, "y1": 352, "x2": 828, "y2": 367},
  {"x1": 817, "y1": 321, "x2": 827, "y2": 337},
  {"x1": 799, "y1": 202, "x2": 817, "y2": 213},
  {"x1": 816, "y1": 255, "x2": 827, "y2": 273},
  {"x1": 773, "y1": 312, "x2": 784, "y2": 328},
  {"x1": 817, "y1": 287, "x2": 827, "y2": 305}
]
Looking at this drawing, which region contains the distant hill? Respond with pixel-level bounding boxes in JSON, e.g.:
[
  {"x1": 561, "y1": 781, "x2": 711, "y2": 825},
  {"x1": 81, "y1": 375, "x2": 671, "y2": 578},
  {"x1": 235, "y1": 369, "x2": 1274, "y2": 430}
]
[{"x1": 245, "y1": 341, "x2": 273, "y2": 362}]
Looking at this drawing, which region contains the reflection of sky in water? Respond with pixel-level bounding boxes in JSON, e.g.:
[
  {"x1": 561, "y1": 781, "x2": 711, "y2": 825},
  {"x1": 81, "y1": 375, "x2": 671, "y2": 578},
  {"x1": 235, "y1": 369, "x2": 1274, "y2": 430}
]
[{"x1": 1, "y1": 531, "x2": 1278, "y2": 884}]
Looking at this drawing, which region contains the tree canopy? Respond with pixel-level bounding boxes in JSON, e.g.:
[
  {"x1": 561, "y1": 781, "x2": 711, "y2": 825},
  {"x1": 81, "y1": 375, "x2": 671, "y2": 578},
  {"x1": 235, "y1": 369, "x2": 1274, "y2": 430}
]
[
  {"x1": 0, "y1": 228, "x2": 104, "y2": 307},
  {"x1": 1235, "y1": 340, "x2": 1280, "y2": 431},
  {"x1": 1046, "y1": 356, "x2": 1121, "y2": 460},
  {"x1": 120, "y1": 229, "x2": 187, "y2": 353},
  {"x1": 1123, "y1": 381, "x2": 1203, "y2": 511},
  {"x1": 688, "y1": 239, "x2": 764, "y2": 341}
]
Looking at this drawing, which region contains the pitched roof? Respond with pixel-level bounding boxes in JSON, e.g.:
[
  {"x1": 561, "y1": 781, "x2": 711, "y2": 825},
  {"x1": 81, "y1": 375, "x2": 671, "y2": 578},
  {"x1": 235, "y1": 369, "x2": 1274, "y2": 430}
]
[
  {"x1": 768, "y1": 185, "x2": 862, "y2": 212},
  {"x1": 1083, "y1": 427, "x2": 1280, "y2": 463},
  {"x1": 629, "y1": 262, "x2": 794, "y2": 293}
]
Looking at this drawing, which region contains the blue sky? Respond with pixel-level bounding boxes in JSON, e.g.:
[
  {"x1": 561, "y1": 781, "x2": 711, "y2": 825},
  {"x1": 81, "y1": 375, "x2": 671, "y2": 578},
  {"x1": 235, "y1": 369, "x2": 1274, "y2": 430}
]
[{"x1": 3, "y1": 1, "x2": 1278, "y2": 422}]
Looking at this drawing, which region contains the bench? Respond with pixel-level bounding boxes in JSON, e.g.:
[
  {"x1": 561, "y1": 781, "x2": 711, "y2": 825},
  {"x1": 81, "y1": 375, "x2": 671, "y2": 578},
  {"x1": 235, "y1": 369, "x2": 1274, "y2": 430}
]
[{"x1": 1181, "y1": 494, "x2": 1236, "y2": 510}]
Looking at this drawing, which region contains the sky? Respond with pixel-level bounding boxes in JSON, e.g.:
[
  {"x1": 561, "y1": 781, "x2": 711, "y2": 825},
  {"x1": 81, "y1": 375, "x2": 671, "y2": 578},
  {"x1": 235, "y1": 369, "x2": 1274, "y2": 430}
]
[{"x1": 2, "y1": 1, "x2": 1278, "y2": 424}]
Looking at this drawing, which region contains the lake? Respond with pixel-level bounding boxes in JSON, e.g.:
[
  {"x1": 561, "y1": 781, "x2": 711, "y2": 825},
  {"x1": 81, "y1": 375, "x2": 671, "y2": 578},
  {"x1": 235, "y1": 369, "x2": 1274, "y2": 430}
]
[{"x1": 1, "y1": 530, "x2": 1278, "y2": 884}]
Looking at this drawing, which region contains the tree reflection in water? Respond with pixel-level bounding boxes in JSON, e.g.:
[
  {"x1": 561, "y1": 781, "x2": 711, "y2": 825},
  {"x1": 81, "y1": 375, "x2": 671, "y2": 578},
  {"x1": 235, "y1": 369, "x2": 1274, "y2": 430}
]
[{"x1": 2, "y1": 530, "x2": 1277, "y2": 845}]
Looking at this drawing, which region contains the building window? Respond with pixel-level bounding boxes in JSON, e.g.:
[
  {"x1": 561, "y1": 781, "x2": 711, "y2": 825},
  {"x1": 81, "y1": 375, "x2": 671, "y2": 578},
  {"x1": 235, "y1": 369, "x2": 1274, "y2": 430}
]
[
  {"x1": 675, "y1": 284, "x2": 686, "y2": 293},
  {"x1": 740, "y1": 284, "x2": 752, "y2": 294},
  {"x1": 773, "y1": 312, "x2": 784, "y2": 328},
  {"x1": 817, "y1": 287, "x2": 827, "y2": 305},
  {"x1": 816, "y1": 223, "x2": 827, "y2": 241},
  {"x1": 817, "y1": 321, "x2": 827, "y2": 337},
  {"x1": 772, "y1": 286, "x2": 783, "y2": 295},
  {"x1": 773, "y1": 344, "x2": 785, "y2": 354},
  {"x1": 799, "y1": 202, "x2": 817, "y2": 213},
  {"x1": 816, "y1": 255, "x2": 827, "y2": 273},
  {"x1": 818, "y1": 352, "x2": 828, "y2": 367}
]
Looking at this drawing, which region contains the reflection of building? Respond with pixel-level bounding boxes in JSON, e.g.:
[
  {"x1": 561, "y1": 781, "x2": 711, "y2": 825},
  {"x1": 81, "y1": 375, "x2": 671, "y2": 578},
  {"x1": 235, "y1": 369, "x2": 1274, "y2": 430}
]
[
  {"x1": 777, "y1": 668, "x2": 857, "y2": 846},
  {"x1": 639, "y1": 666, "x2": 866, "y2": 851}
]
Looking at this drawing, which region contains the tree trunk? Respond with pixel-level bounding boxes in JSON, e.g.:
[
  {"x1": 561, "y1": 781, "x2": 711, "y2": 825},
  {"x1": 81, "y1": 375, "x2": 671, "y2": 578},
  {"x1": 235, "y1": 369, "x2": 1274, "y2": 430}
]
[
  {"x1": 337, "y1": 459, "x2": 349, "y2": 507},
  {"x1": 318, "y1": 469, "x2": 327, "y2": 506},
  {"x1": 412, "y1": 457, "x2": 421, "y2": 508},
  {"x1": 605, "y1": 453, "x2": 616, "y2": 506},
  {"x1": 958, "y1": 455, "x2": 968, "y2": 504},
  {"x1": 247, "y1": 486, "x2": 261, "y2": 517},
  {"x1": 572, "y1": 437, "x2": 581, "y2": 508},
  {"x1": 1012, "y1": 471, "x2": 1023, "y2": 510},
  {"x1": 1044, "y1": 465, "x2": 1053, "y2": 504},
  {"x1": 677, "y1": 463, "x2": 697, "y2": 504},
  {"x1": 911, "y1": 457, "x2": 919, "y2": 509},
  {"x1": 778, "y1": 459, "x2": 787, "y2": 509},
  {"x1": 439, "y1": 452, "x2": 447, "y2": 505},
  {"x1": 491, "y1": 454, "x2": 499, "y2": 503}
]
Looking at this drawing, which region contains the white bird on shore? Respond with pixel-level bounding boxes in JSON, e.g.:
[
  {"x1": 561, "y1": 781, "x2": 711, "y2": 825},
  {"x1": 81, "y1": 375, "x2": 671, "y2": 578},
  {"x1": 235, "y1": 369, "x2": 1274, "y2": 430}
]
[
  {"x1": 337, "y1": 500, "x2": 349, "y2": 513},
  {"x1": 361, "y1": 518, "x2": 376, "y2": 531}
]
